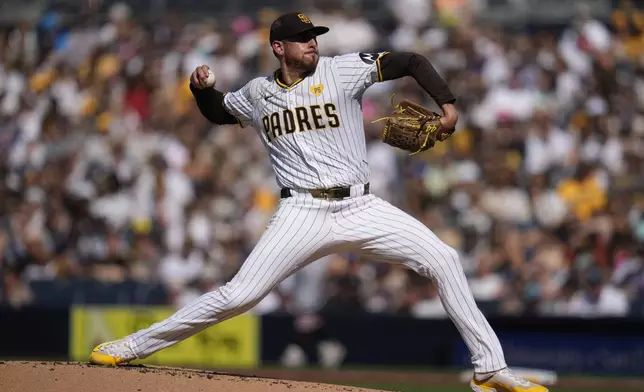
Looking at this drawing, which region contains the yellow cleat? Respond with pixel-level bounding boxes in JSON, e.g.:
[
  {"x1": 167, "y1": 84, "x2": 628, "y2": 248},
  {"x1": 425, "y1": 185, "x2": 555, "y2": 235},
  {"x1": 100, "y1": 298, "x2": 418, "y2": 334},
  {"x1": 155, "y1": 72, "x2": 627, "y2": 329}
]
[
  {"x1": 470, "y1": 368, "x2": 549, "y2": 392},
  {"x1": 89, "y1": 340, "x2": 137, "y2": 366}
]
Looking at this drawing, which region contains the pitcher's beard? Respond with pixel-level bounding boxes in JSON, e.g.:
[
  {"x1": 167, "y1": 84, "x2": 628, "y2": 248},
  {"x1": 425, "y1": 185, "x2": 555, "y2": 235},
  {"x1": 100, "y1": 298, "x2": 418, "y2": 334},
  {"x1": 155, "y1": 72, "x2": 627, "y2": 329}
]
[{"x1": 285, "y1": 54, "x2": 318, "y2": 74}]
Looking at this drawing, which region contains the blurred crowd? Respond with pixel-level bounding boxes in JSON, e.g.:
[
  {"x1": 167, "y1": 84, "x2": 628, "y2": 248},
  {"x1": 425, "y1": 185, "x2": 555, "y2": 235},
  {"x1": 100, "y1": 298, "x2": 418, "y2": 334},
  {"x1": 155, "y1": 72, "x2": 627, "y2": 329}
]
[{"x1": 1, "y1": 0, "x2": 644, "y2": 318}]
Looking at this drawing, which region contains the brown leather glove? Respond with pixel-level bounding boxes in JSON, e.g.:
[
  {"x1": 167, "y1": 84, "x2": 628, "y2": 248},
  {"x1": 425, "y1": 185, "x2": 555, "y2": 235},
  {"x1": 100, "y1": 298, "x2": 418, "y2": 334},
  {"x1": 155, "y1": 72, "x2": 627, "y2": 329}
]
[{"x1": 374, "y1": 97, "x2": 453, "y2": 155}]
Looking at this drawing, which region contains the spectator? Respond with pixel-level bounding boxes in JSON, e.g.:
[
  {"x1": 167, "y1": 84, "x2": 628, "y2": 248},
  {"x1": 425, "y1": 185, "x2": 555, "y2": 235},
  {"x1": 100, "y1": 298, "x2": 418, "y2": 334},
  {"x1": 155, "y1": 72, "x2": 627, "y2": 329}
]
[
  {"x1": 568, "y1": 266, "x2": 630, "y2": 317},
  {"x1": 0, "y1": 1, "x2": 642, "y2": 319},
  {"x1": 557, "y1": 163, "x2": 607, "y2": 222}
]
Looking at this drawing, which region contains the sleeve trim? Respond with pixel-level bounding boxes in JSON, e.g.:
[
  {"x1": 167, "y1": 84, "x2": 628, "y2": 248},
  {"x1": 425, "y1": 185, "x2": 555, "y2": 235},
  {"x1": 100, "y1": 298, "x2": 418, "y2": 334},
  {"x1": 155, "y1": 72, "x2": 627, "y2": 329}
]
[
  {"x1": 376, "y1": 51, "x2": 391, "y2": 82},
  {"x1": 222, "y1": 92, "x2": 245, "y2": 128}
]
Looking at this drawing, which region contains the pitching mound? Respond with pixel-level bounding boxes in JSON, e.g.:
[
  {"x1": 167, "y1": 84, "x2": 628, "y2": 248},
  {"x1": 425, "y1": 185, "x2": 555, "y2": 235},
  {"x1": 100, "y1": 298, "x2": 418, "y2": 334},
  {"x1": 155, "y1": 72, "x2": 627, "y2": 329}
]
[{"x1": 0, "y1": 361, "x2": 384, "y2": 392}]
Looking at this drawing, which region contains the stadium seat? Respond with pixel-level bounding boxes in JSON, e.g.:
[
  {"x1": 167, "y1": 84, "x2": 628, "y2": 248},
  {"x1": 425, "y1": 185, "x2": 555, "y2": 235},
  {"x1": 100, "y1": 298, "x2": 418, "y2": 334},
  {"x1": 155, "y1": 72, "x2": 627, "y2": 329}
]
[{"x1": 28, "y1": 279, "x2": 76, "y2": 309}]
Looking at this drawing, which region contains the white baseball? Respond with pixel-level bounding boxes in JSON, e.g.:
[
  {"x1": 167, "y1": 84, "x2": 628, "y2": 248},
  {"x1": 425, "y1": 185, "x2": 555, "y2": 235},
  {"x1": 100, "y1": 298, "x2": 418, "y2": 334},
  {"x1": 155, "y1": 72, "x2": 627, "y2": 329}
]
[{"x1": 205, "y1": 69, "x2": 216, "y2": 87}]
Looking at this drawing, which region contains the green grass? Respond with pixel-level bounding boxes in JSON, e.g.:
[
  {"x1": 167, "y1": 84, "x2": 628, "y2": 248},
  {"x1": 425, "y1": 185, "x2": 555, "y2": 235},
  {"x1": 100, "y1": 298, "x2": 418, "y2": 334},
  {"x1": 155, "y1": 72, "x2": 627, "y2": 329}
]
[
  {"x1": 342, "y1": 383, "x2": 614, "y2": 392},
  {"x1": 344, "y1": 384, "x2": 460, "y2": 392}
]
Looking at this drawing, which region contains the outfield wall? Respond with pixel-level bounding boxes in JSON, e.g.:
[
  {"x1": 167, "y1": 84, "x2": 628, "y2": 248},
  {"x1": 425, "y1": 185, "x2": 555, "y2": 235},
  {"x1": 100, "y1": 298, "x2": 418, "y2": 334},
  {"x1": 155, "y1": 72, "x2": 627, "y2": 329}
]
[{"x1": 1, "y1": 306, "x2": 642, "y2": 375}]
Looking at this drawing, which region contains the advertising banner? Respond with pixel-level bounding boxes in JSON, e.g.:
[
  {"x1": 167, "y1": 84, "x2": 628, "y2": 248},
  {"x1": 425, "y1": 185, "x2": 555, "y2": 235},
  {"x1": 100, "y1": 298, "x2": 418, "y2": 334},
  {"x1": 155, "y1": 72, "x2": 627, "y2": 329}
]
[
  {"x1": 453, "y1": 332, "x2": 644, "y2": 375},
  {"x1": 70, "y1": 306, "x2": 259, "y2": 368}
]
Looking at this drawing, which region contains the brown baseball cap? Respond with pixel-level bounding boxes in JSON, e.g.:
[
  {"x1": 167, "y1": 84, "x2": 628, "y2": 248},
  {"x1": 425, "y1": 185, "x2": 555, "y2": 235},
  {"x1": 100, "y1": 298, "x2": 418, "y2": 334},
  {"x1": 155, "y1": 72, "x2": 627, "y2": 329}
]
[{"x1": 269, "y1": 12, "x2": 329, "y2": 43}]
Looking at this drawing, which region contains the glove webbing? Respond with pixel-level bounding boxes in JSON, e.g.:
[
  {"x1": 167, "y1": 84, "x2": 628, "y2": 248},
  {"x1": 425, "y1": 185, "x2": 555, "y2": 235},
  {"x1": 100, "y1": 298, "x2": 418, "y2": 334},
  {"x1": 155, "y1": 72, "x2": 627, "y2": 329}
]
[{"x1": 371, "y1": 94, "x2": 438, "y2": 156}]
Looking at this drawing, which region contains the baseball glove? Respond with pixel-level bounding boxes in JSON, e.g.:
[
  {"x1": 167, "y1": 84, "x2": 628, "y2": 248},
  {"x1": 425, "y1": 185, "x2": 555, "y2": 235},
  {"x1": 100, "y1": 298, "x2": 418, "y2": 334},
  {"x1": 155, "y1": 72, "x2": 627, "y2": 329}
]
[{"x1": 373, "y1": 96, "x2": 452, "y2": 155}]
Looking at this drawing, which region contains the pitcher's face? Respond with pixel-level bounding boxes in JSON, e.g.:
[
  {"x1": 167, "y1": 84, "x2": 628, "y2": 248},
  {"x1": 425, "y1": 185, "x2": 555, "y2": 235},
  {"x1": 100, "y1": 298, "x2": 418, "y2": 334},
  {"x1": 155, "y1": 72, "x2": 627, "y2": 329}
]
[{"x1": 274, "y1": 31, "x2": 320, "y2": 72}]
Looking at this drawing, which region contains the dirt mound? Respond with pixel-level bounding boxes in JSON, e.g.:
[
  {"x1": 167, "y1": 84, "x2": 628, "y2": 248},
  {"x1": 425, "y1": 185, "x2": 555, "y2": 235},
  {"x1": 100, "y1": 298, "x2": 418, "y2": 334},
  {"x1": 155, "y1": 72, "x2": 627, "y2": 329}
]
[{"x1": 0, "y1": 361, "x2": 384, "y2": 392}]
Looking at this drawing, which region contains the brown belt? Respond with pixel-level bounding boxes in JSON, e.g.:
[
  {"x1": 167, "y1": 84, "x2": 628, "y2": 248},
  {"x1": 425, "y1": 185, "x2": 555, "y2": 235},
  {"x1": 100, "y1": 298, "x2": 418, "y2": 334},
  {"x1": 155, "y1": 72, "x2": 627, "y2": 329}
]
[{"x1": 280, "y1": 183, "x2": 370, "y2": 200}]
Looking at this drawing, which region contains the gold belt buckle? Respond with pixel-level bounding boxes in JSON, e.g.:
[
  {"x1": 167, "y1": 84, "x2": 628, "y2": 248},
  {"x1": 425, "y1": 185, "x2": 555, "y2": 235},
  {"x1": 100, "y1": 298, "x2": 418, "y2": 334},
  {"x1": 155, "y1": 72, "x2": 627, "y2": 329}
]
[
  {"x1": 311, "y1": 188, "x2": 341, "y2": 200},
  {"x1": 307, "y1": 184, "x2": 367, "y2": 200},
  {"x1": 327, "y1": 188, "x2": 342, "y2": 200}
]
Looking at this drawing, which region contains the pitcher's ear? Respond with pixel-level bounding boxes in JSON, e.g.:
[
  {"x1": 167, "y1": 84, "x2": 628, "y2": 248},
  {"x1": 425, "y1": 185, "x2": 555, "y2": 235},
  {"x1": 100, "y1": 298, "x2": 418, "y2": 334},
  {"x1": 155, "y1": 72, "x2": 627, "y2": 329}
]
[{"x1": 272, "y1": 41, "x2": 285, "y2": 57}]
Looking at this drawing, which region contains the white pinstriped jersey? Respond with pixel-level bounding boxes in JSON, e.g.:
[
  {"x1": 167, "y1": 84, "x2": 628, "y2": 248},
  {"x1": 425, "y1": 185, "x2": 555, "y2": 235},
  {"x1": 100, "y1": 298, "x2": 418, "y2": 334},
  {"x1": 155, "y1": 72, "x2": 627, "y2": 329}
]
[
  {"x1": 223, "y1": 52, "x2": 388, "y2": 189},
  {"x1": 124, "y1": 56, "x2": 509, "y2": 377}
]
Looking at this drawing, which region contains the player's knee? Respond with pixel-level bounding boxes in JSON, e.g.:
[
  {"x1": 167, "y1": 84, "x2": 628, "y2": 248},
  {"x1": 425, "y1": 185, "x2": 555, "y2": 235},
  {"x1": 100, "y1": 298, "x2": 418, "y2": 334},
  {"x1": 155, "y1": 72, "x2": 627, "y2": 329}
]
[
  {"x1": 432, "y1": 245, "x2": 463, "y2": 277},
  {"x1": 225, "y1": 296, "x2": 258, "y2": 311},
  {"x1": 414, "y1": 243, "x2": 461, "y2": 277},
  {"x1": 211, "y1": 282, "x2": 263, "y2": 311}
]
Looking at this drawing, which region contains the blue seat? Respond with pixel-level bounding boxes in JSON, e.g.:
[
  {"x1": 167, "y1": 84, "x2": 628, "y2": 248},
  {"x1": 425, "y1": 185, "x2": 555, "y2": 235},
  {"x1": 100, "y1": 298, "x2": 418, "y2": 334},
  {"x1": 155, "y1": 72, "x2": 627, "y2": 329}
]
[
  {"x1": 136, "y1": 283, "x2": 169, "y2": 305},
  {"x1": 629, "y1": 297, "x2": 644, "y2": 318},
  {"x1": 113, "y1": 279, "x2": 139, "y2": 304},
  {"x1": 29, "y1": 279, "x2": 76, "y2": 308},
  {"x1": 29, "y1": 278, "x2": 170, "y2": 306},
  {"x1": 476, "y1": 300, "x2": 501, "y2": 316},
  {"x1": 74, "y1": 279, "x2": 122, "y2": 305}
]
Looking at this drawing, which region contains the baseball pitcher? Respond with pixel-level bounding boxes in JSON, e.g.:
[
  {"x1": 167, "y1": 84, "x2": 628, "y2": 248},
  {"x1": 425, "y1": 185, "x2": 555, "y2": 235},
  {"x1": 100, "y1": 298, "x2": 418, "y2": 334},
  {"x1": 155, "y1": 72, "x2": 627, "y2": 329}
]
[{"x1": 90, "y1": 12, "x2": 547, "y2": 392}]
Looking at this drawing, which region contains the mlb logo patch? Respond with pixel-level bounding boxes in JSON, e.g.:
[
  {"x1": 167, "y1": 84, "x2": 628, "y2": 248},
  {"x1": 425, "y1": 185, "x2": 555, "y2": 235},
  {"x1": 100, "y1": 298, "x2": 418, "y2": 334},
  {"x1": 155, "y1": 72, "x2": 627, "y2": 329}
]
[{"x1": 359, "y1": 52, "x2": 382, "y2": 64}]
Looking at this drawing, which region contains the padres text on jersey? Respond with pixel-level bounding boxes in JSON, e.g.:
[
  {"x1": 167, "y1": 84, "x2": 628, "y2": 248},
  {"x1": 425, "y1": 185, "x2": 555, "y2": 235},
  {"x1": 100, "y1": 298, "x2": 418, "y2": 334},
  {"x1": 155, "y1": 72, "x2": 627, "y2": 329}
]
[
  {"x1": 223, "y1": 52, "x2": 388, "y2": 190},
  {"x1": 261, "y1": 103, "x2": 340, "y2": 142}
]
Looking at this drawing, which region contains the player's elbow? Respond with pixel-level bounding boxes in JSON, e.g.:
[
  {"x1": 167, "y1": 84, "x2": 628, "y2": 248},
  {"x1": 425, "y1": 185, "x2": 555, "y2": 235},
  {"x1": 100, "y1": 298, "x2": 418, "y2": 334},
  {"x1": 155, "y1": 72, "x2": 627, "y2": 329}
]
[
  {"x1": 408, "y1": 52, "x2": 437, "y2": 74},
  {"x1": 199, "y1": 109, "x2": 230, "y2": 125},
  {"x1": 190, "y1": 84, "x2": 239, "y2": 125},
  {"x1": 195, "y1": 101, "x2": 240, "y2": 126},
  {"x1": 407, "y1": 52, "x2": 422, "y2": 67}
]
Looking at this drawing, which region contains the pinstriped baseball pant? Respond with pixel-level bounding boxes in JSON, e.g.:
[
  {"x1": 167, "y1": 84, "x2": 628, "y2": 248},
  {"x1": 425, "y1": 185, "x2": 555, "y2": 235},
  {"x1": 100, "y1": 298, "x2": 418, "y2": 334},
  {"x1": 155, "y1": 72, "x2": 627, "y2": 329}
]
[{"x1": 129, "y1": 191, "x2": 507, "y2": 373}]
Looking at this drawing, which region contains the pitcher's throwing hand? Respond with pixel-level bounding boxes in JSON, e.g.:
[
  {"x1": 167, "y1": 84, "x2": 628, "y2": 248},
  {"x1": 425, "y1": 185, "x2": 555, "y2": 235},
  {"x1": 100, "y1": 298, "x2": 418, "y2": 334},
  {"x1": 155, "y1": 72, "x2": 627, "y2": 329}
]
[{"x1": 190, "y1": 65, "x2": 214, "y2": 89}]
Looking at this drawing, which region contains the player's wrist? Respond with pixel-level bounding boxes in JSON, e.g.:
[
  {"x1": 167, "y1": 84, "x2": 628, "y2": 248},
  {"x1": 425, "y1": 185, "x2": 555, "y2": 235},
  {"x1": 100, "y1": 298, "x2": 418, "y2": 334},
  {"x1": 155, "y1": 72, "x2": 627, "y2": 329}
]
[{"x1": 440, "y1": 104, "x2": 458, "y2": 130}]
